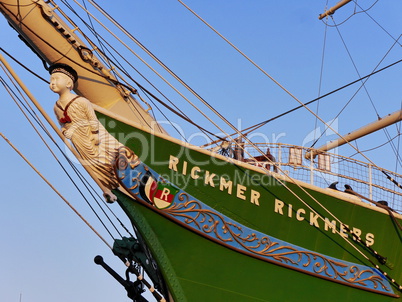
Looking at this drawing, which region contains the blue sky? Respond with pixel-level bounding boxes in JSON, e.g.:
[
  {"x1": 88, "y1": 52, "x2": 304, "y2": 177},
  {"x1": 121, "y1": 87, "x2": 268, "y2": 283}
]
[{"x1": 0, "y1": 1, "x2": 401, "y2": 301}]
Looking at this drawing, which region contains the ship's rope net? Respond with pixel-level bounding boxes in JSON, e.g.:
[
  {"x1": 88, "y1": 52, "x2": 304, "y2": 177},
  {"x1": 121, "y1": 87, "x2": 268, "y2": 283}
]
[{"x1": 246, "y1": 142, "x2": 402, "y2": 213}]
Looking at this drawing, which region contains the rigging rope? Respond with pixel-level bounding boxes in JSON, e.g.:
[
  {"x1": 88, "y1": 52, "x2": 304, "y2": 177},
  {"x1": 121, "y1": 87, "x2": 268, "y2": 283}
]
[
  {"x1": 76, "y1": 0, "x2": 402, "y2": 248},
  {"x1": 321, "y1": 0, "x2": 380, "y2": 27},
  {"x1": 311, "y1": 17, "x2": 402, "y2": 180},
  {"x1": 74, "y1": 0, "x2": 237, "y2": 143},
  {"x1": 313, "y1": 2, "x2": 329, "y2": 143},
  {"x1": 0, "y1": 131, "x2": 112, "y2": 250},
  {"x1": 0, "y1": 72, "x2": 124, "y2": 239},
  {"x1": 176, "y1": 0, "x2": 402, "y2": 193},
  {"x1": 201, "y1": 57, "x2": 402, "y2": 149},
  {"x1": 0, "y1": 53, "x2": 135, "y2": 246},
  {"x1": 323, "y1": 0, "x2": 401, "y2": 47},
  {"x1": 48, "y1": 0, "x2": 216, "y2": 142},
  {"x1": 311, "y1": 16, "x2": 388, "y2": 147}
]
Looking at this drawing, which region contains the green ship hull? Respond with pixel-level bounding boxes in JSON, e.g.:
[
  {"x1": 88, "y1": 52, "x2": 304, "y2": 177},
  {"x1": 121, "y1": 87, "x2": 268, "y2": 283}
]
[{"x1": 101, "y1": 111, "x2": 402, "y2": 301}]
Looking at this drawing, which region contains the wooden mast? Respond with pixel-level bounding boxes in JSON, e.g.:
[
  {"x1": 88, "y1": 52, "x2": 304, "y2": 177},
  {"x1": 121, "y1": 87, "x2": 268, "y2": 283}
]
[
  {"x1": 318, "y1": 0, "x2": 353, "y2": 20},
  {"x1": 306, "y1": 110, "x2": 402, "y2": 159}
]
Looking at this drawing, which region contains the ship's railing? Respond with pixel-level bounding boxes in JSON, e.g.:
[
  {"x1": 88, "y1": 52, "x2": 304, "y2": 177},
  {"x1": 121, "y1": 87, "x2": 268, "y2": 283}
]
[{"x1": 241, "y1": 143, "x2": 402, "y2": 213}]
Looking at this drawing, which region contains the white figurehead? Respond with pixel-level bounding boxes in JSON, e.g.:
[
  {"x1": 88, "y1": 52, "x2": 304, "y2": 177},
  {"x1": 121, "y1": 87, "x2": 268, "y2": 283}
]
[{"x1": 49, "y1": 63, "x2": 123, "y2": 202}]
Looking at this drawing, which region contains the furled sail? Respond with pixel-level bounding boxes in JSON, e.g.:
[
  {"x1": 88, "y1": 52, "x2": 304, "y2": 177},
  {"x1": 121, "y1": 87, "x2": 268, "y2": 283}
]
[{"x1": 0, "y1": 0, "x2": 166, "y2": 134}]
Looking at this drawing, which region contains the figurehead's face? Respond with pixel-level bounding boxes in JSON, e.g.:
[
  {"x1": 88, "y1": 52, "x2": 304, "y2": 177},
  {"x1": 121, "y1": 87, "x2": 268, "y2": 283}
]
[{"x1": 49, "y1": 72, "x2": 74, "y2": 94}]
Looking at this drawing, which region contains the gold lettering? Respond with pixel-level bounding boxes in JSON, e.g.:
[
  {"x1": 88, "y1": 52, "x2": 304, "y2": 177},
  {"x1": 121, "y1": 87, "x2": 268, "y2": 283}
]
[
  {"x1": 160, "y1": 188, "x2": 170, "y2": 201},
  {"x1": 204, "y1": 171, "x2": 216, "y2": 187},
  {"x1": 182, "y1": 161, "x2": 187, "y2": 175},
  {"x1": 309, "y1": 212, "x2": 320, "y2": 227},
  {"x1": 352, "y1": 227, "x2": 362, "y2": 241},
  {"x1": 236, "y1": 184, "x2": 247, "y2": 200},
  {"x1": 274, "y1": 199, "x2": 284, "y2": 215},
  {"x1": 250, "y1": 190, "x2": 260, "y2": 206},
  {"x1": 340, "y1": 224, "x2": 349, "y2": 238},
  {"x1": 220, "y1": 177, "x2": 233, "y2": 194},
  {"x1": 324, "y1": 218, "x2": 336, "y2": 233},
  {"x1": 169, "y1": 155, "x2": 179, "y2": 172},
  {"x1": 366, "y1": 233, "x2": 375, "y2": 246},
  {"x1": 288, "y1": 204, "x2": 293, "y2": 218},
  {"x1": 191, "y1": 166, "x2": 201, "y2": 179},
  {"x1": 296, "y1": 208, "x2": 305, "y2": 221}
]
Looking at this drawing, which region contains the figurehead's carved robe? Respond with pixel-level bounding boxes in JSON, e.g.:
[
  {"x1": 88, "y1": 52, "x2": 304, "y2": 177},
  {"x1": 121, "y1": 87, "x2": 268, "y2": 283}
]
[{"x1": 54, "y1": 96, "x2": 123, "y2": 189}]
